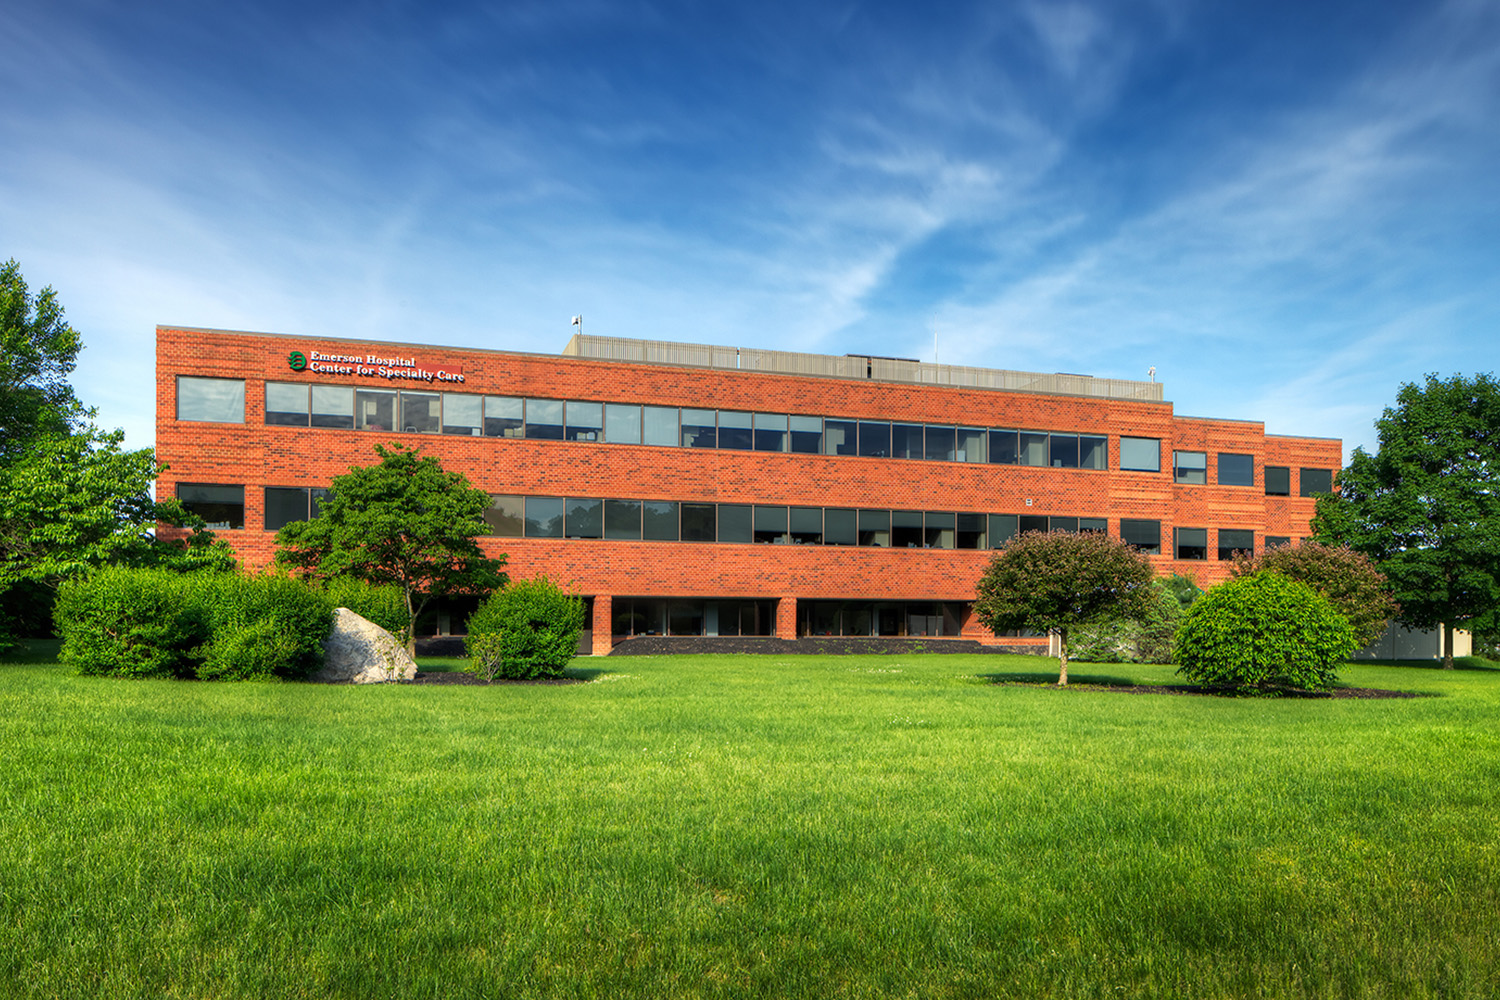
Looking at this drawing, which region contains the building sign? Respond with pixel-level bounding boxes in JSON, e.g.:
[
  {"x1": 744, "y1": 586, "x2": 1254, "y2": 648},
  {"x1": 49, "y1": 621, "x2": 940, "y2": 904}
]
[{"x1": 287, "y1": 349, "x2": 466, "y2": 383}]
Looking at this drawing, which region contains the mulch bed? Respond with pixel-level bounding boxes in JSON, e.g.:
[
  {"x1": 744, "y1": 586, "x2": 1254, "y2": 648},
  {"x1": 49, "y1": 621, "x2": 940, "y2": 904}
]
[
  {"x1": 402, "y1": 671, "x2": 584, "y2": 686},
  {"x1": 997, "y1": 682, "x2": 1424, "y2": 699}
]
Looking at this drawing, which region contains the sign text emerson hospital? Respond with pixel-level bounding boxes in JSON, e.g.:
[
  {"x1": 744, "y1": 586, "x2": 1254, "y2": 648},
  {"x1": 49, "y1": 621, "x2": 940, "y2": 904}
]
[
  {"x1": 158, "y1": 326, "x2": 1341, "y2": 654},
  {"x1": 292, "y1": 348, "x2": 467, "y2": 383}
]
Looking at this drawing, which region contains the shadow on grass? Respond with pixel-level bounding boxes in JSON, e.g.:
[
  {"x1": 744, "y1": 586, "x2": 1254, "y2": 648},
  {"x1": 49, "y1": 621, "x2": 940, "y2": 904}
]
[
  {"x1": 563, "y1": 666, "x2": 608, "y2": 681},
  {"x1": 976, "y1": 670, "x2": 1140, "y2": 687},
  {"x1": 0, "y1": 638, "x2": 62, "y2": 666}
]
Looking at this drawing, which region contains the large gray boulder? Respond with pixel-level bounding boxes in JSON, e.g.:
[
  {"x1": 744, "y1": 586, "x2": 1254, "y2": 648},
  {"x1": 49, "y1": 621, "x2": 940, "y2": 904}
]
[{"x1": 316, "y1": 608, "x2": 419, "y2": 684}]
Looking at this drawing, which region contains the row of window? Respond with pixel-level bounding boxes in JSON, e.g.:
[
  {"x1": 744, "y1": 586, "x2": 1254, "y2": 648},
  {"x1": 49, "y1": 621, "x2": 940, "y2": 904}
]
[
  {"x1": 181, "y1": 483, "x2": 1288, "y2": 559},
  {"x1": 605, "y1": 598, "x2": 969, "y2": 638}
]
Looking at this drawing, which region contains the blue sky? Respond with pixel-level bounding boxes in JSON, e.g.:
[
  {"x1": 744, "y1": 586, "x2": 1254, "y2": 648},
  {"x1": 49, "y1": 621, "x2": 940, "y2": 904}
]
[{"x1": 3, "y1": 0, "x2": 1497, "y2": 459}]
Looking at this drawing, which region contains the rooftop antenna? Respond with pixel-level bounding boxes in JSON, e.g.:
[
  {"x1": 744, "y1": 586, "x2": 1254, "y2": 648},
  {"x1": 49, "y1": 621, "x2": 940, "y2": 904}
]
[
  {"x1": 934, "y1": 330, "x2": 939, "y2": 365},
  {"x1": 1148, "y1": 366, "x2": 1156, "y2": 383},
  {"x1": 572, "y1": 315, "x2": 582, "y2": 337}
]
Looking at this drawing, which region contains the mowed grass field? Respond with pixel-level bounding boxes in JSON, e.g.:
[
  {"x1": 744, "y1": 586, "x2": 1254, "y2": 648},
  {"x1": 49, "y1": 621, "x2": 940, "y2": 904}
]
[{"x1": 2, "y1": 644, "x2": 1499, "y2": 999}]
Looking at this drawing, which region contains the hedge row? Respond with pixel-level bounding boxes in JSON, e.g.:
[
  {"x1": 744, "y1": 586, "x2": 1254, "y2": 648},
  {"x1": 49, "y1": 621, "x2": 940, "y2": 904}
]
[{"x1": 53, "y1": 569, "x2": 407, "y2": 681}]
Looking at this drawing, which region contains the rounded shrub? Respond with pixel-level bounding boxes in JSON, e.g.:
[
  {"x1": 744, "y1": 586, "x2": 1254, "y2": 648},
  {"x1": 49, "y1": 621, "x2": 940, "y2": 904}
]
[
  {"x1": 465, "y1": 576, "x2": 585, "y2": 680},
  {"x1": 320, "y1": 577, "x2": 411, "y2": 639},
  {"x1": 53, "y1": 567, "x2": 211, "y2": 678},
  {"x1": 1174, "y1": 571, "x2": 1357, "y2": 693},
  {"x1": 200, "y1": 573, "x2": 333, "y2": 680}
]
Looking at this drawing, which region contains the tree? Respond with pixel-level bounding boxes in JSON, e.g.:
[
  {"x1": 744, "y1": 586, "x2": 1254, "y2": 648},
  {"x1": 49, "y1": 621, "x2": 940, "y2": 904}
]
[
  {"x1": 1228, "y1": 541, "x2": 1399, "y2": 649},
  {"x1": 0, "y1": 258, "x2": 84, "y2": 462},
  {"x1": 0, "y1": 429, "x2": 234, "y2": 591},
  {"x1": 1313, "y1": 373, "x2": 1500, "y2": 667},
  {"x1": 275, "y1": 443, "x2": 507, "y2": 651},
  {"x1": 973, "y1": 530, "x2": 1157, "y2": 685}
]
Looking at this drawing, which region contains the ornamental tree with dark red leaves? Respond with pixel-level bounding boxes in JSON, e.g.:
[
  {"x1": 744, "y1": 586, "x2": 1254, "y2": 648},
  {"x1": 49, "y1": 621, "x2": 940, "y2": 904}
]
[{"x1": 974, "y1": 530, "x2": 1157, "y2": 686}]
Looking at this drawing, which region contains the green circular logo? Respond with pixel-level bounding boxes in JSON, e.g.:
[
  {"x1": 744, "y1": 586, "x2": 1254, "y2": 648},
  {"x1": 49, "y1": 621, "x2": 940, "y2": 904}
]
[{"x1": 288, "y1": 350, "x2": 307, "y2": 371}]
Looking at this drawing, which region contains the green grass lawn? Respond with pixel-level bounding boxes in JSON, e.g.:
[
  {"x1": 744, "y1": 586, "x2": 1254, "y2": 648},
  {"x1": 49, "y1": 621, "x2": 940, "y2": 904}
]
[{"x1": 2, "y1": 645, "x2": 1499, "y2": 999}]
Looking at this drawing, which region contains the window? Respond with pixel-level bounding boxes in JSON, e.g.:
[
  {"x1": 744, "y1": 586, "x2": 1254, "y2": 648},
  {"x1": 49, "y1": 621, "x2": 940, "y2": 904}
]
[
  {"x1": 988, "y1": 430, "x2": 1018, "y2": 465},
  {"x1": 891, "y1": 423, "x2": 923, "y2": 459},
  {"x1": 892, "y1": 510, "x2": 922, "y2": 548},
  {"x1": 925, "y1": 426, "x2": 956, "y2": 462},
  {"x1": 1050, "y1": 435, "x2": 1079, "y2": 469},
  {"x1": 1218, "y1": 453, "x2": 1254, "y2": 487},
  {"x1": 789, "y1": 506, "x2": 823, "y2": 544},
  {"x1": 604, "y1": 499, "x2": 642, "y2": 539},
  {"x1": 1120, "y1": 437, "x2": 1160, "y2": 472},
  {"x1": 265, "y1": 383, "x2": 309, "y2": 426},
  {"x1": 1019, "y1": 514, "x2": 1049, "y2": 534},
  {"x1": 957, "y1": 428, "x2": 986, "y2": 463},
  {"x1": 356, "y1": 389, "x2": 396, "y2": 432},
  {"x1": 525, "y1": 497, "x2": 564, "y2": 537},
  {"x1": 824, "y1": 419, "x2": 857, "y2": 456},
  {"x1": 564, "y1": 401, "x2": 603, "y2": 442},
  {"x1": 402, "y1": 391, "x2": 441, "y2": 434},
  {"x1": 858, "y1": 421, "x2": 891, "y2": 458},
  {"x1": 754, "y1": 413, "x2": 787, "y2": 452},
  {"x1": 485, "y1": 496, "x2": 524, "y2": 537},
  {"x1": 924, "y1": 512, "x2": 955, "y2": 549},
  {"x1": 1019, "y1": 432, "x2": 1049, "y2": 467},
  {"x1": 605, "y1": 404, "x2": 641, "y2": 444},
  {"x1": 565, "y1": 497, "x2": 603, "y2": 538},
  {"x1": 177, "y1": 377, "x2": 245, "y2": 423},
  {"x1": 988, "y1": 514, "x2": 1018, "y2": 548},
  {"x1": 789, "y1": 415, "x2": 822, "y2": 454},
  {"x1": 1079, "y1": 518, "x2": 1106, "y2": 534},
  {"x1": 718, "y1": 411, "x2": 753, "y2": 451},
  {"x1": 178, "y1": 483, "x2": 244, "y2": 529},
  {"x1": 263, "y1": 487, "x2": 329, "y2": 531},
  {"x1": 681, "y1": 409, "x2": 716, "y2": 448},
  {"x1": 681, "y1": 503, "x2": 716, "y2": 542},
  {"x1": 753, "y1": 505, "x2": 788, "y2": 544},
  {"x1": 642, "y1": 406, "x2": 678, "y2": 447},
  {"x1": 957, "y1": 513, "x2": 986, "y2": 549},
  {"x1": 718, "y1": 504, "x2": 752, "y2": 543},
  {"x1": 1300, "y1": 468, "x2": 1334, "y2": 497},
  {"x1": 1079, "y1": 436, "x2": 1107, "y2": 470},
  {"x1": 642, "y1": 500, "x2": 679, "y2": 540},
  {"x1": 823, "y1": 508, "x2": 857, "y2": 545},
  {"x1": 1173, "y1": 451, "x2": 1207, "y2": 485},
  {"x1": 1264, "y1": 466, "x2": 1291, "y2": 496},
  {"x1": 858, "y1": 509, "x2": 890, "y2": 547},
  {"x1": 525, "y1": 399, "x2": 564, "y2": 440},
  {"x1": 1266, "y1": 535, "x2": 1291, "y2": 549},
  {"x1": 1218, "y1": 529, "x2": 1254, "y2": 560},
  {"x1": 1050, "y1": 516, "x2": 1078, "y2": 533},
  {"x1": 442, "y1": 393, "x2": 483, "y2": 436},
  {"x1": 484, "y1": 396, "x2": 523, "y2": 437},
  {"x1": 310, "y1": 386, "x2": 354, "y2": 429},
  {"x1": 1175, "y1": 527, "x2": 1208, "y2": 560},
  {"x1": 1120, "y1": 519, "x2": 1161, "y2": 555}
]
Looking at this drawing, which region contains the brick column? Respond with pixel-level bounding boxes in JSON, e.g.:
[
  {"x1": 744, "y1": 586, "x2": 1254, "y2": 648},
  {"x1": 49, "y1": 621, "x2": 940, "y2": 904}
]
[
  {"x1": 591, "y1": 595, "x2": 613, "y2": 655},
  {"x1": 775, "y1": 596, "x2": 797, "y2": 639}
]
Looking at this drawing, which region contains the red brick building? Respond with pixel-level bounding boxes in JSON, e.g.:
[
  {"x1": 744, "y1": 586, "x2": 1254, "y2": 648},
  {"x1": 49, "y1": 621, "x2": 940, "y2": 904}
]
[{"x1": 156, "y1": 326, "x2": 1341, "y2": 652}]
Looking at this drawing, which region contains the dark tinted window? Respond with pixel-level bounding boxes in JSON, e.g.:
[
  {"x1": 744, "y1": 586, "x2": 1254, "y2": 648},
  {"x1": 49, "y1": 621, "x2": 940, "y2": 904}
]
[
  {"x1": 525, "y1": 399, "x2": 564, "y2": 440},
  {"x1": 988, "y1": 430, "x2": 1018, "y2": 465},
  {"x1": 484, "y1": 396, "x2": 523, "y2": 437},
  {"x1": 753, "y1": 505, "x2": 788, "y2": 544},
  {"x1": 604, "y1": 499, "x2": 642, "y2": 539},
  {"x1": 789, "y1": 415, "x2": 823, "y2": 454},
  {"x1": 924, "y1": 511, "x2": 955, "y2": 549},
  {"x1": 681, "y1": 503, "x2": 717, "y2": 541},
  {"x1": 1050, "y1": 435, "x2": 1079, "y2": 469},
  {"x1": 925, "y1": 426, "x2": 955, "y2": 462},
  {"x1": 789, "y1": 506, "x2": 822, "y2": 544},
  {"x1": 824, "y1": 419, "x2": 857, "y2": 456},
  {"x1": 1175, "y1": 527, "x2": 1208, "y2": 560},
  {"x1": 1300, "y1": 468, "x2": 1333, "y2": 497},
  {"x1": 754, "y1": 413, "x2": 787, "y2": 452},
  {"x1": 718, "y1": 504, "x2": 752, "y2": 543},
  {"x1": 1079, "y1": 436, "x2": 1107, "y2": 470},
  {"x1": 718, "y1": 411, "x2": 753, "y2": 451},
  {"x1": 402, "y1": 391, "x2": 440, "y2": 434},
  {"x1": 1079, "y1": 518, "x2": 1106, "y2": 533},
  {"x1": 355, "y1": 389, "x2": 396, "y2": 432},
  {"x1": 858, "y1": 421, "x2": 891, "y2": 458},
  {"x1": 681, "y1": 409, "x2": 716, "y2": 448},
  {"x1": 264, "y1": 487, "x2": 310, "y2": 531},
  {"x1": 565, "y1": 497, "x2": 603, "y2": 538},
  {"x1": 1219, "y1": 453, "x2": 1254, "y2": 487},
  {"x1": 1120, "y1": 519, "x2": 1160, "y2": 554},
  {"x1": 525, "y1": 497, "x2": 564, "y2": 537},
  {"x1": 1019, "y1": 514, "x2": 1049, "y2": 534},
  {"x1": 858, "y1": 509, "x2": 890, "y2": 547},
  {"x1": 892, "y1": 510, "x2": 922, "y2": 548},
  {"x1": 1019, "y1": 432, "x2": 1049, "y2": 467},
  {"x1": 957, "y1": 513, "x2": 986, "y2": 549},
  {"x1": 891, "y1": 423, "x2": 923, "y2": 459},
  {"x1": 1218, "y1": 529, "x2": 1254, "y2": 560},
  {"x1": 989, "y1": 514, "x2": 1018, "y2": 548},
  {"x1": 485, "y1": 496, "x2": 524, "y2": 537},
  {"x1": 823, "y1": 508, "x2": 857, "y2": 545},
  {"x1": 178, "y1": 483, "x2": 244, "y2": 529},
  {"x1": 1265, "y1": 466, "x2": 1291, "y2": 495},
  {"x1": 642, "y1": 500, "x2": 680, "y2": 540}
]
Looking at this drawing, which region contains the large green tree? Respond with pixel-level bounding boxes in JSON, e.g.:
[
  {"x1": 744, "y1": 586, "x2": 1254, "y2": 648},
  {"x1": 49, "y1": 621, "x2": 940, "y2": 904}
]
[
  {"x1": 973, "y1": 530, "x2": 1157, "y2": 685},
  {"x1": 0, "y1": 258, "x2": 83, "y2": 461},
  {"x1": 1313, "y1": 372, "x2": 1500, "y2": 667},
  {"x1": 275, "y1": 443, "x2": 507, "y2": 650}
]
